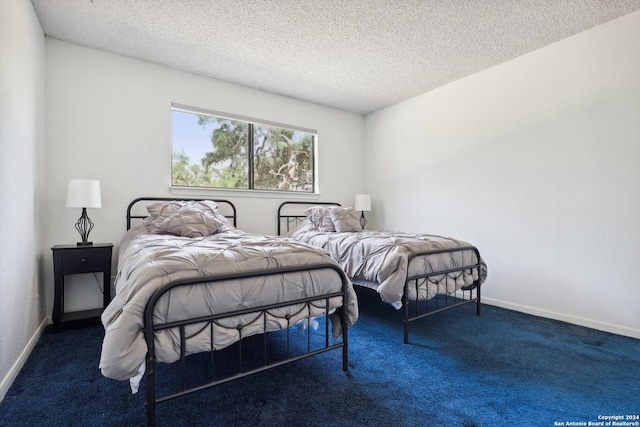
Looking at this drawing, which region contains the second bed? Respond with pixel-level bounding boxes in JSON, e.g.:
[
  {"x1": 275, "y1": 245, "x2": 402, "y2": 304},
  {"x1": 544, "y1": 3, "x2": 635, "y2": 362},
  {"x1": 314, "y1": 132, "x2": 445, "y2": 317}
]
[{"x1": 278, "y1": 201, "x2": 487, "y2": 343}]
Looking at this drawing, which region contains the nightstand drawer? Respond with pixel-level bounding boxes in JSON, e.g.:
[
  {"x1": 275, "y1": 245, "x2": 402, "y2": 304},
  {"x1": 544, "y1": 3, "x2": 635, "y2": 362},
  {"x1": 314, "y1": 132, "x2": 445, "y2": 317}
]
[{"x1": 62, "y1": 250, "x2": 105, "y2": 273}]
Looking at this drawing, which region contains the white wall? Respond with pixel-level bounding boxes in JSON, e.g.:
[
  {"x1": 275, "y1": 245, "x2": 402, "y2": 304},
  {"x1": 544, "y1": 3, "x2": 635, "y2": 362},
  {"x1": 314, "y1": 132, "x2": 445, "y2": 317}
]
[
  {"x1": 43, "y1": 39, "x2": 366, "y2": 313},
  {"x1": 0, "y1": 0, "x2": 46, "y2": 399},
  {"x1": 365, "y1": 11, "x2": 640, "y2": 338}
]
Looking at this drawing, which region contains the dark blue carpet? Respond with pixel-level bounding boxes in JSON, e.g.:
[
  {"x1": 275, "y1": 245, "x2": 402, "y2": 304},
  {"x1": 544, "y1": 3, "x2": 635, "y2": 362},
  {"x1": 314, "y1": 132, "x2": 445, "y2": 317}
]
[{"x1": 1, "y1": 288, "x2": 638, "y2": 426}]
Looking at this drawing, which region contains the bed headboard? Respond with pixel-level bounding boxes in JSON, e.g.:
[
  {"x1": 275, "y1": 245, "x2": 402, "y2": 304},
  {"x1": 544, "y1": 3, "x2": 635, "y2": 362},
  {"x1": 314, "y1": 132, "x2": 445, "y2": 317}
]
[
  {"x1": 277, "y1": 201, "x2": 340, "y2": 235},
  {"x1": 126, "y1": 197, "x2": 237, "y2": 230}
]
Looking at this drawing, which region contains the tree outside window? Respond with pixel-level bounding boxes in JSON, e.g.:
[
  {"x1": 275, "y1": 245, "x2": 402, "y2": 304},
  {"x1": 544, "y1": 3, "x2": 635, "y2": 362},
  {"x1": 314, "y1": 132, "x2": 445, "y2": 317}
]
[{"x1": 172, "y1": 107, "x2": 315, "y2": 193}]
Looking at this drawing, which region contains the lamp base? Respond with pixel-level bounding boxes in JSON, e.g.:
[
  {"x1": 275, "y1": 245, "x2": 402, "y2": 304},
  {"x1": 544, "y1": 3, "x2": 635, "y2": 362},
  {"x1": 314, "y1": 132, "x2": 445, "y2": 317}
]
[
  {"x1": 74, "y1": 208, "x2": 95, "y2": 247},
  {"x1": 359, "y1": 211, "x2": 368, "y2": 230}
]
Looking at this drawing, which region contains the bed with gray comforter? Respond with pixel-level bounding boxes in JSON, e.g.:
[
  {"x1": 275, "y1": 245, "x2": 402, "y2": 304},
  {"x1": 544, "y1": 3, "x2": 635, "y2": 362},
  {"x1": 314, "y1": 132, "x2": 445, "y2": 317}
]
[
  {"x1": 99, "y1": 199, "x2": 358, "y2": 424},
  {"x1": 279, "y1": 202, "x2": 487, "y2": 343}
]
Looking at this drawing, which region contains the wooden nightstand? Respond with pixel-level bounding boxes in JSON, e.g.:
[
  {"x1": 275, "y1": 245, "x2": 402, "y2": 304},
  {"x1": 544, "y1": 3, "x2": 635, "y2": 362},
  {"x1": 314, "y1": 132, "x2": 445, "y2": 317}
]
[{"x1": 51, "y1": 243, "x2": 113, "y2": 331}]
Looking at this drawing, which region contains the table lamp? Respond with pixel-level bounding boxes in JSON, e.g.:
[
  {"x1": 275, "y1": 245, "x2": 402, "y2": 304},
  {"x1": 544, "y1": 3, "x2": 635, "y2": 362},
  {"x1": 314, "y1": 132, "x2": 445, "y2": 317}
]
[
  {"x1": 66, "y1": 179, "x2": 101, "y2": 245},
  {"x1": 354, "y1": 194, "x2": 371, "y2": 229}
]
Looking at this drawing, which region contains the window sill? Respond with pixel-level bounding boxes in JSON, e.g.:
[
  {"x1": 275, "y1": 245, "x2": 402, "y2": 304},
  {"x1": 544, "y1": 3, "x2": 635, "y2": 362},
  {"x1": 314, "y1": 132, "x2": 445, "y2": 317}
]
[{"x1": 169, "y1": 185, "x2": 321, "y2": 200}]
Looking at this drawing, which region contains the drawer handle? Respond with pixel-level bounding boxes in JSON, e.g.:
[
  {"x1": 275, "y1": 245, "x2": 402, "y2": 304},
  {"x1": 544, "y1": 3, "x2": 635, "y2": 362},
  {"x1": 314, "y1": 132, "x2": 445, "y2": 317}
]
[{"x1": 81, "y1": 258, "x2": 87, "y2": 263}]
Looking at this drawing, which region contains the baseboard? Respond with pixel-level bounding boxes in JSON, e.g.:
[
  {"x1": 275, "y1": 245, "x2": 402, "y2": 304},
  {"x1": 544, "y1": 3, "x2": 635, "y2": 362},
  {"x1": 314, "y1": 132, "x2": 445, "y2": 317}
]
[
  {"x1": 0, "y1": 317, "x2": 49, "y2": 402},
  {"x1": 483, "y1": 297, "x2": 640, "y2": 340}
]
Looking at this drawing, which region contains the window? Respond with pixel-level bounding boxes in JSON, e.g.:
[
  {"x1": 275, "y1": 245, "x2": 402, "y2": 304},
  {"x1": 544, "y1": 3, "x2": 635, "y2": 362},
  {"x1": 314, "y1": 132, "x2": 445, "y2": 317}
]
[{"x1": 171, "y1": 104, "x2": 316, "y2": 193}]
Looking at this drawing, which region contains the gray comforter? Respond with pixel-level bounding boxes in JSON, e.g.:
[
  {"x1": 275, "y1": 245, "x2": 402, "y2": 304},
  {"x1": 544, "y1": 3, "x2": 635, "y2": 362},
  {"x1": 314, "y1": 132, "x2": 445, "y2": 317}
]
[
  {"x1": 100, "y1": 221, "x2": 358, "y2": 381},
  {"x1": 291, "y1": 223, "x2": 487, "y2": 308}
]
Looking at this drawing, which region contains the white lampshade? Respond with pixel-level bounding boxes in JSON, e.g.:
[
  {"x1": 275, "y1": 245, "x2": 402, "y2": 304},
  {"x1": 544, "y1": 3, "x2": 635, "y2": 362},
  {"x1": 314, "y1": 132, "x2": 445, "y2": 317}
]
[
  {"x1": 66, "y1": 179, "x2": 102, "y2": 208},
  {"x1": 354, "y1": 194, "x2": 371, "y2": 212}
]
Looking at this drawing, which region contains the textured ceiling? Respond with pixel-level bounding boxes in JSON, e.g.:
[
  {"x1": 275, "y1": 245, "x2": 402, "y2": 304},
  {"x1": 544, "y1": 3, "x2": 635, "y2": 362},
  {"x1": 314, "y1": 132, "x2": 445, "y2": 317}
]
[{"x1": 32, "y1": 0, "x2": 640, "y2": 114}]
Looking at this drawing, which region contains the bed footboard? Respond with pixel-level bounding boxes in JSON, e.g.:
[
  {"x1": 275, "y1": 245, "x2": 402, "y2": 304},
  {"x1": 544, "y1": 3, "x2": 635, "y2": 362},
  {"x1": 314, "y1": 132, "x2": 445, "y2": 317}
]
[
  {"x1": 403, "y1": 246, "x2": 482, "y2": 344},
  {"x1": 143, "y1": 264, "x2": 350, "y2": 426}
]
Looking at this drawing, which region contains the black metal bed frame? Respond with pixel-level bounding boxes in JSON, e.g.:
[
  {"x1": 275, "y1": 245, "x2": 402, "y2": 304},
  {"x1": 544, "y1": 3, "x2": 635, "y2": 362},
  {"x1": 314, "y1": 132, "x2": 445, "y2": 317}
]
[
  {"x1": 277, "y1": 201, "x2": 481, "y2": 344},
  {"x1": 125, "y1": 198, "x2": 350, "y2": 426}
]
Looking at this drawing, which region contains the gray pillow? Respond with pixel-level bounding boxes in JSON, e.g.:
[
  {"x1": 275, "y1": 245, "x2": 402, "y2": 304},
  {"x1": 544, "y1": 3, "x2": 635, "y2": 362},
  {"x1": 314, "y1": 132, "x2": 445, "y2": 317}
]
[
  {"x1": 150, "y1": 204, "x2": 225, "y2": 237},
  {"x1": 146, "y1": 200, "x2": 219, "y2": 217},
  {"x1": 304, "y1": 206, "x2": 336, "y2": 232},
  {"x1": 146, "y1": 200, "x2": 232, "y2": 237},
  {"x1": 330, "y1": 207, "x2": 362, "y2": 232}
]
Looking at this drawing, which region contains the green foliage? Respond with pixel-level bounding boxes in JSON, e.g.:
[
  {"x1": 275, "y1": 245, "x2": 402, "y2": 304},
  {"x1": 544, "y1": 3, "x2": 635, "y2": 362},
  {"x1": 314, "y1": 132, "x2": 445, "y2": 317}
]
[
  {"x1": 171, "y1": 151, "x2": 206, "y2": 186},
  {"x1": 253, "y1": 126, "x2": 313, "y2": 191},
  {"x1": 172, "y1": 113, "x2": 313, "y2": 192}
]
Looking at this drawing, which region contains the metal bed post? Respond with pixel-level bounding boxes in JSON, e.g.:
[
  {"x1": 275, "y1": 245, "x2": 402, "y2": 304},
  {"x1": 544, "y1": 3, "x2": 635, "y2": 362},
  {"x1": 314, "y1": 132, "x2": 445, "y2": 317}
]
[
  {"x1": 403, "y1": 292, "x2": 410, "y2": 345},
  {"x1": 341, "y1": 275, "x2": 350, "y2": 371},
  {"x1": 145, "y1": 320, "x2": 157, "y2": 427},
  {"x1": 476, "y1": 279, "x2": 482, "y2": 316}
]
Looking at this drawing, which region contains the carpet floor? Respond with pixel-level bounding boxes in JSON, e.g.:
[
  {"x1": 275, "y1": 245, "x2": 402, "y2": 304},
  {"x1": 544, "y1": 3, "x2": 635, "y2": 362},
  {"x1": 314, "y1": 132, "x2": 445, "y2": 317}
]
[{"x1": 1, "y1": 288, "x2": 638, "y2": 426}]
